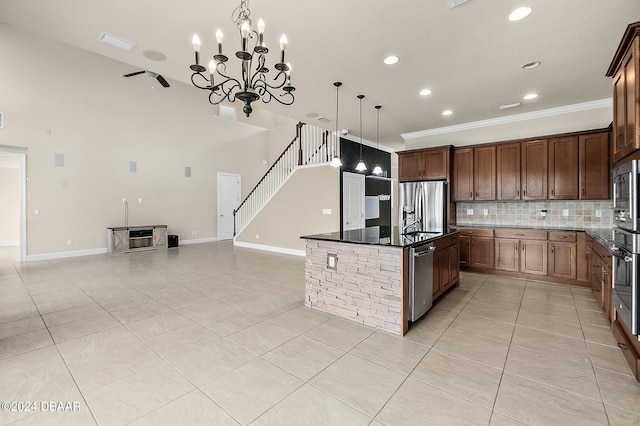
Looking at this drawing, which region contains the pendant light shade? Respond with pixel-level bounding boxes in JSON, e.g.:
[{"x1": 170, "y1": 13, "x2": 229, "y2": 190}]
[
  {"x1": 330, "y1": 82, "x2": 343, "y2": 167},
  {"x1": 372, "y1": 105, "x2": 383, "y2": 175},
  {"x1": 356, "y1": 94, "x2": 367, "y2": 172}
]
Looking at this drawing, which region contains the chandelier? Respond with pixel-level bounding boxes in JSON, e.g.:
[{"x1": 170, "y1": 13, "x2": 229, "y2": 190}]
[{"x1": 189, "y1": 0, "x2": 295, "y2": 117}]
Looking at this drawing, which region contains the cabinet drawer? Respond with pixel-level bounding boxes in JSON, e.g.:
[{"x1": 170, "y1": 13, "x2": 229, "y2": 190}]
[
  {"x1": 549, "y1": 231, "x2": 576, "y2": 242},
  {"x1": 612, "y1": 319, "x2": 640, "y2": 380},
  {"x1": 458, "y1": 228, "x2": 494, "y2": 238},
  {"x1": 433, "y1": 235, "x2": 451, "y2": 251},
  {"x1": 494, "y1": 229, "x2": 547, "y2": 240}
]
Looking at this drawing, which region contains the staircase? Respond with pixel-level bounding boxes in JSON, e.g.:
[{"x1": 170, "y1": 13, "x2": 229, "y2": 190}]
[{"x1": 234, "y1": 122, "x2": 338, "y2": 237}]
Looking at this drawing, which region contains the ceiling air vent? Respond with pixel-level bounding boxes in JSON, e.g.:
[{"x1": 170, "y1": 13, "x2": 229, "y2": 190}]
[
  {"x1": 498, "y1": 102, "x2": 522, "y2": 111},
  {"x1": 446, "y1": 0, "x2": 471, "y2": 9},
  {"x1": 98, "y1": 31, "x2": 136, "y2": 51}
]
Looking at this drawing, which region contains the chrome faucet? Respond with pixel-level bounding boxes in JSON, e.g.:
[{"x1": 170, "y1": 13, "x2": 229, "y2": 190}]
[{"x1": 402, "y1": 219, "x2": 421, "y2": 233}]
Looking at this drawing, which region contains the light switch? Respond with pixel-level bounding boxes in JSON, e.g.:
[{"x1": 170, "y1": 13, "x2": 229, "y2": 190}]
[
  {"x1": 327, "y1": 253, "x2": 338, "y2": 270},
  {"x1": 322, "y1": 209, "x2": 332, "y2": 215},
  {"x1": 34, "y1": 209, "x2": 40, "y2": 216},
  {"x1": 466, "y1": 209, "x2": 474, "y2": 216}
]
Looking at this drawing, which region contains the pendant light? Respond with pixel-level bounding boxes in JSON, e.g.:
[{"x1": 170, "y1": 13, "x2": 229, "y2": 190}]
[
  {"x1": 372, "y1": 105, "x2": 383, "y2": 175},
  {"x1": 355, "y1": 94, "x2": 367, "y2": 172},
  {"x1": 330, "y1": 82, "x2": 343, "y2": 167}
]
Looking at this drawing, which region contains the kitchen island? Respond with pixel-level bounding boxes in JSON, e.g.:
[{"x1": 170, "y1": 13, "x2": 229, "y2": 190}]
[{"x1": 302, "y1": 226, "x2": 459, "y2": 335}]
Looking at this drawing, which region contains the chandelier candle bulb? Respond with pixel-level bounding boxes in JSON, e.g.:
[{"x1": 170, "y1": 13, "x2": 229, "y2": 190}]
[
  {"x1": 208, "y1": 60, "x2": 215, "y2": 86},
  {"x1": 257, "y1": 19, "x2": 265, "y2": 46},
  {"x1": 280, "y1": 34, "x2": 287, "y2": 63},
  {"x1": 216, "y1": 29, "x2": 223, "y2": 54},
  {"x1": 192, "y1": 34, "x2": 201, "y2": 65},
  {"x1": 240, "y1": 22, "x2": 250, "y2": 52}
]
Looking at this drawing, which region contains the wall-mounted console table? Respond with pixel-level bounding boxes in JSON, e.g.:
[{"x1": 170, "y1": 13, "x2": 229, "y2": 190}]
[{"x1": 107, "y1": 225, "x2": 168, "y2": 253}]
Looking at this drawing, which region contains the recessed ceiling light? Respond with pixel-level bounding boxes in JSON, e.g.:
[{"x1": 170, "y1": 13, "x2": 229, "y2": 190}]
[
  {"x1": 98, "y1": 31, "x2": 136, "y2": 51},
  {"x1": 442, "y1": 110, "x2": 453, "y2": 116},
  {"x1": 522, "y1": 61, "x2": 541, "y2": 69},
  {"x1": 523, "y1": 93, "x2": 538, "y2": 100},
  {"x1": 142, "y1": 50, "x2": 167, "y2": 61},
  {"x1": 509, "y1": 7, "x2": 532, "y2": 21},
  {"x1": 384, "y1": 56, "x2": 399, "y2": 65},
  {"x1": 419, "y1": 89, "x2": 432, "y2": 96}
]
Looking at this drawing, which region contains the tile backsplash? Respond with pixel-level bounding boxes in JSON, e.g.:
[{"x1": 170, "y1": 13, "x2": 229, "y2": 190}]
[{"x1": 455, "y1": 200, "x2": 613, "y2": 229}]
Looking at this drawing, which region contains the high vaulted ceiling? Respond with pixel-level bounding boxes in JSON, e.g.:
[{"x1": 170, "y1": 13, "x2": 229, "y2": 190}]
[{"x1": 1, "y1": 0, "x2": 639, "y2": 151}]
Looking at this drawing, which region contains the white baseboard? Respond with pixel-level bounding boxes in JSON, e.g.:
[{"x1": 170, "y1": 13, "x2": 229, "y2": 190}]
[
  {"x1": 0, "y1": 241, "x2": 19, "y2": 247},
  {"x1": 233, "y1": 240, "x2": 305, "y2": 257},
  {"x1": 179, "y1": 237, "x2": 218, "y2": 245},
  {"x1": 27, "y1": 247, "x2": 109, "y2": 261}
]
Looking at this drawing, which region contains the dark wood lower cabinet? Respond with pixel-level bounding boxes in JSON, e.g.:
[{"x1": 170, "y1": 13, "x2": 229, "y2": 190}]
[
  {"x1": 521, "y1": 240, "x2": 548, "y2": 276},
  {"x1": 548, "y1": 241, "x2": 577, "y2": 280},
  {"x1": 470, "y1": 237, "x2": 494, "y2": 269},
  {"x1": 459, "y1": 235, "x2": 470, "y2": 267},
  {"x1": 495, "y1": 238, "x2": 519, "y2": 272},
  {"x1": 432, "y1": 235, "x2": 460, "y2": 300}
]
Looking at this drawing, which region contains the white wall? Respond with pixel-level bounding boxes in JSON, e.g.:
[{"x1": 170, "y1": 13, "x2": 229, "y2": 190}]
[
  {"x1": 0, "y1": 25, "x2": 297, "y2": 257},
  {"x1": 0, "y1": 157, "x2": 20, "y2": 245}
]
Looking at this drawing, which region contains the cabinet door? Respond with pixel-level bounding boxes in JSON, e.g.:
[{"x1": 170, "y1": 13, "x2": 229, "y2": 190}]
[
  {"x1": 434, "y1": 248, "x2": 451, "y2": 296},
  {"x1": 613, "y1": 67, "x2": 627, "y2": 159},
  {"x1": 423, "y1": 148, "x2": 449, "y2": 179},
  {"x1": 603, "y1": 263, "x2": 612, "y2": 323},
  {"x1": 521, "y1": 140, "x2": 548, "y2": 200},
  {"x1": 112, "y1": 230, "x2": 128, "y2": 252},
  {"x1": 590, "y1": 251, "x2": 603, "y2": 306},
  {"x1": 459, "y1": 235, "x2": 470, "y2": 266},
  {"x1": 548, "y1": 136, "x2": 579, "y2": 200},
  {"x1": 579, "y1": 132, "x2": 610, "y2": 199},
  {"x1": 450, "y1": 243, "x2": 459, "y2": 285},
  {"x1": 497, "y1": 143, "x2": 521, "y2": 200},
  {"x1": 398, "y1": 152, "x2": 423, "y2": 181},
  {"x1": 549, "y1": 242, "x2": 577, "y2": 280},
  {"x1": 613, "y1": 41, "x2": 639, "y2": 162},
  {"x1": 495, "y1": 238, "x2": 519, "y2": 272},
  {"x1": 470, "y1": 237, "x2": 494, "y2": 269},
  {"x1": 453, "y1": 148, "x2": 474, "y2": 201},
  {"x1": 474, "y1": 146, "x2": 496, "y2": 200},
  {"x1": 521, "y1": 240, "x2": 548, "y2": 276}
]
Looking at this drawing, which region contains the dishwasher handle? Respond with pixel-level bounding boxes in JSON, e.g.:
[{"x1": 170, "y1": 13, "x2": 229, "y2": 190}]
[{"x1": 414, "y1": 244, "x2": 436, "y2": 257}]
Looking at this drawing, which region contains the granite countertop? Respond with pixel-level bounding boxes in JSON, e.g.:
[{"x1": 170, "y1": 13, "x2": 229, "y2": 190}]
[
  {"x1": 302, "y1": 226, "x2": 458, "y2": 248},
  {"x1": 452, "y1": 224, "x2": 615, "y2": 249}
]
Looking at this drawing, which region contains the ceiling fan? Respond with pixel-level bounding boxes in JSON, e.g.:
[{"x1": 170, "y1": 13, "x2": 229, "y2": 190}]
[{"x1": 123, "y1": 70, "x2": 170, "y2": 88}]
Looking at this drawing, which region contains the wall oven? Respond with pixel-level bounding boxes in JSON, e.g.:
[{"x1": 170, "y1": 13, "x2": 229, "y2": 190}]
[
  {"x1": 611, "y1": 228, "x2": 640, "y2": 338},
  {"x1": 613, "y1": 159, "x2": 640, "y2": 232}
]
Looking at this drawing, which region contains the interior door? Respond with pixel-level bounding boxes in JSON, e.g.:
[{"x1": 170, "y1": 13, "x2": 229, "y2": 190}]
[
  {"x1": 343, "y1": 172, "x2": 365, "y2": 231},
  {"x1": 217, "y1": 172, "x2": 241, "y2": 240}
]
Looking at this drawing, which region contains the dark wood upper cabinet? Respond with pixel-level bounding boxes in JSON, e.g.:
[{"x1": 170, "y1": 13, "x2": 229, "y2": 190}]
[
  {"x1": 521, "y1": 139, "x2": 548, "y2": 200},
  {"x1": 398, "y1": 146, "x2": 451, "y2": 181},
  {"x1": 548, "y1": 136, "x2": 579, "y2": 200},
  {"x1": 496, "y1": 143, "x2": 521, "y2": 200},
  {"x1": 607, "y1": 23, "x2": 640, "y2": 163},
  {"x1": 474, "y1": 146, "x2": 496, "y2": 200},
  {"x1": 453, "y1": 148, "x2": 474, "y2": 201},
  {"x1": 453, "y1": 146, "x2": 495, "y2": 201},
  {"x1": 579, "y1": 132, "x2": 610, "y2": 199}
]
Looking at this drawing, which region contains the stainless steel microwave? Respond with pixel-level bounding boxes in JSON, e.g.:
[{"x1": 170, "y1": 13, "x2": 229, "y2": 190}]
[{"x1": 613, "y1": 159, "x2": 640, "y2": 232}]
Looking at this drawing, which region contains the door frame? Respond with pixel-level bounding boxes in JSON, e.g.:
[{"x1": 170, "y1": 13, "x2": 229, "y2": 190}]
[
  {"x1": 217, "y1": 172, "x2": 241, "y2": 240},
  {"x1": 0, "y1": 151, "x2": 27, "y2": 261}
]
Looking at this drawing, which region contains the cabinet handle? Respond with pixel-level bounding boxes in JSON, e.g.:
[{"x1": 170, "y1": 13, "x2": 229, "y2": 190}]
[
  {"x1": 551, "y1": 245, "x2": 554, "y2": 253},
  {"x1": 475, "y1": 191, "x2": 478, "y2": 197},
  {"x1": 470, "y1": 191, "x2": 473, "y2": 197},
  {"x1": 582, "y1": 188, "x2": 585, "y2": 196},
  {"x1": 551, "y1": 189, "x2": 554, "y2": 196},
  {"x1": 517, "y1": 190, "x2": 520, "y2": 197},
  {"x1": 618, "y1": 342, "x2": 629, "y2": 351},
  {"x1": 523, "y1": 190, "x2": 526, "y2": 196}
]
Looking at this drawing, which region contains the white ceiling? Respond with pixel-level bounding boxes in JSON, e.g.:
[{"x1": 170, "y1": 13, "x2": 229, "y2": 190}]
[{"x1": 1, "y1": 0, "x2": 638, "y2": 151}]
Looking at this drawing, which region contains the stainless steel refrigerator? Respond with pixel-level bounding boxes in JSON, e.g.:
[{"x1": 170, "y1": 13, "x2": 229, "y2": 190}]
[{"x1": 398, "y1": 180, "x2": 447, "y2": 233}]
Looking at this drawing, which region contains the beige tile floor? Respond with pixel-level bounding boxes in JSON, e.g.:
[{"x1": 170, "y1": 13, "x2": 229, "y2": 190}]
[{"x1": 1, "y1": 242, "x2": 640, "y2": 425}]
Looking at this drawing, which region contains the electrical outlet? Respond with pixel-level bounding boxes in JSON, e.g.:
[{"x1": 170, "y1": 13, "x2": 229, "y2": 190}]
[
  {"x1": 483, "y1": 209, "x2": 488, "y2": 216},
  {"x1": 541, "y1": 210, "x2": 547, "y2": 217},
  {"x1": 137, "y1": 198, "x2": 143, "y2": 203},
  {"x1": 563, "y1": 209, "x2": 569, "y2": 217},
  {"x1": 466, "y1": 209, "x2": 474, "y2": 216},
  {"x1": 256, "y1": 234, "x2": 259, "y2": 239},
  {"x1": 34, "y1": 209, "x2": 40, "y2": 216},
  {"x1": 322, "y1": 209, "x2": 332, "y2": 215},
  {"x1": 191, "y1": 230, "x2": 198, "y2": 235},
  {"x1": 595, "y1": 210, "x2": 602, "y2": 218},
  {"x1": 67, "y1": 240, "x2": 72, "y2": 246}
]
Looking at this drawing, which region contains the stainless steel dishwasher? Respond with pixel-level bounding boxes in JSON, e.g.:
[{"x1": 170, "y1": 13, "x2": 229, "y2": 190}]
[{"x1": 409, "y1": 242, "x2": 436, "y2": 322}]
